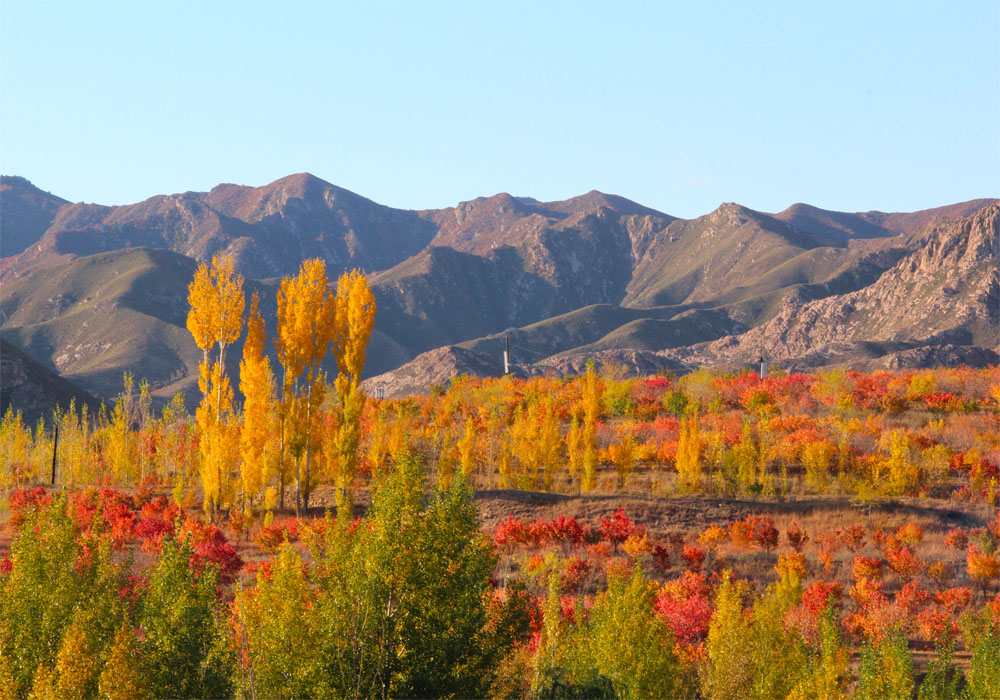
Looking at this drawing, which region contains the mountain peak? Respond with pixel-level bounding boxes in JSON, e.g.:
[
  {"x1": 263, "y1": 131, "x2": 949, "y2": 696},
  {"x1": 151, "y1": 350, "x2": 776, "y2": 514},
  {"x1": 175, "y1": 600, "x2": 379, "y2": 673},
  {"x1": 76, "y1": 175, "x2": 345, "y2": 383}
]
[
  {"x1": 1, "y1": 175, "x2": 71, "y2": 257},
  {"x1": 545, "y1": 190, "x2": 672, "y2": 219},
  {"x1": 263, "y1": 172, "x2": 333, "y2": 194}
]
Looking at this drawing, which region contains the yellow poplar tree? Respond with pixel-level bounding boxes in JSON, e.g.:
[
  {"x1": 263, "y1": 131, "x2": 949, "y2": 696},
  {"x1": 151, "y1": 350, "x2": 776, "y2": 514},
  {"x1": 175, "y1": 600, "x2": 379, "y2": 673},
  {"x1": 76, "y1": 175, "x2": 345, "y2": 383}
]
[
  {"x1": 580, "y1": 361, "x2": 601, "y2": 492},
  {"x1": 239, "y1": 291, "x2": 277, "y2": 508},
  {"x1": 332, "y1": 269, "x2": 376, "y2": 519},
  {"x1": 458, "y1": 416, "x2": 477, "y2": 478},
  {"x1": 276, "y1": 259, "x2": 337, "y2": 514},
  {"x1": 0, "y1": 409, "x2": 32, "y2": 489},
  {"x1": 676, "y1": 409, "x2": 702, "y2": 494},
  {"x1": 98, "y1": 625, "x2": 147, "y2": 700},
  {"x1": 538, "y1": 400, "x2": 563, "y2": 490},
  {"x1": 187, "y1": 255, "x2": 245, "y2": 368},
  {"x1": 187, "y1": 255, "x2": 245, "y2": 515},
  {"x1": 566, "y1": 416, "x2": 582, "y2": 479},
  {"x1": 106, "y1": 373, "x2": 137, "y2": 484},
  {"x1": 197, "y1": 361, "x2": 239, "y2": 512},
  {"x1": 51, "y1": 617, "x2": 93, "y2": 700}
]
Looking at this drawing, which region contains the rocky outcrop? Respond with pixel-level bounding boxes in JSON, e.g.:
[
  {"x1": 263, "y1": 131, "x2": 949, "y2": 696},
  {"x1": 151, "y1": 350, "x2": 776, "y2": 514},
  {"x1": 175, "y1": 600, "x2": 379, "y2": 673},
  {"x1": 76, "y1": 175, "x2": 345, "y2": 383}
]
[
  {"x1": 0, "y1": 337, "x2": 99, "y2": 424},
  {"x1": 362, "y1": 346, "x2": 504, "y2": 398},
  {"x1": 676, "y1": 205, "x2": 999, "y2": 368}
]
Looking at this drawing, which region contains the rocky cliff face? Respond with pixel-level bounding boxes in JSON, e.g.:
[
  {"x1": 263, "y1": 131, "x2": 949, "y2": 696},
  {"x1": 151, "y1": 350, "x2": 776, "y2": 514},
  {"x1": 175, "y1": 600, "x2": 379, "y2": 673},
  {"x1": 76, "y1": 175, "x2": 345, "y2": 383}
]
[{"x1": 676, "y1": 204, "x2": 999, "y2": 367}]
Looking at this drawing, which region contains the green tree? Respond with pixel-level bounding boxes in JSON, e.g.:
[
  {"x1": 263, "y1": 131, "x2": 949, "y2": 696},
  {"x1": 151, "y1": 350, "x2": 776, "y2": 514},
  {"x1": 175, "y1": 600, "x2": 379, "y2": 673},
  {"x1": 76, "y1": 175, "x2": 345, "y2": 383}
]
[
  {"x1": 916, "y1": 638, "x2": 965, "y2": 700},
  {"x1": 138, "y1": 537, "x2": 233, "y2": 699},
  {"x1": 235, "y1": 452, "x2": 515, "y2": 699},
  {"x1": 0, "y1": 497, "x2": 127, "y2": 699},
  {"x1": 700, "y1": 574, "x2": 753, "y2": 700},
  {"x1": 854, "y1": 629, "x2": 914, "y2": 700},
  {"x1": 966, "y1": 628, "x2": 1000, "y2": 700},
  {"x1": 584, "y1": 564, "x2": 691, "y2": 699},
  {"x1": 787, "y1": 604, "x2": 850, "y2": 700}
]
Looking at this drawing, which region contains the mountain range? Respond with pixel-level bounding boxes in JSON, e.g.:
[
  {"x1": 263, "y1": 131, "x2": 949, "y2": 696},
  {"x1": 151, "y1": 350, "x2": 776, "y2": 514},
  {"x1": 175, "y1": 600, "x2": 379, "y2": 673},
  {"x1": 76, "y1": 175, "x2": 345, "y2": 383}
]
[{"x1": 0, "y1": 172, "x2": 996, "y2": 406}]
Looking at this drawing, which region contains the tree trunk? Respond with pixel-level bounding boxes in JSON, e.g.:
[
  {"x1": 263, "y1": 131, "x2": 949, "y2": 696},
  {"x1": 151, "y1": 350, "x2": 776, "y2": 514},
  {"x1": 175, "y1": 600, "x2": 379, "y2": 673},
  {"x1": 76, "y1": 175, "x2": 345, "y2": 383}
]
[
  {"x1": 278, "y1": 367, "x2": 287, "y2": 511},
  {"x1": 303, "y1": 387, "x2": 312, "y2": 511}
]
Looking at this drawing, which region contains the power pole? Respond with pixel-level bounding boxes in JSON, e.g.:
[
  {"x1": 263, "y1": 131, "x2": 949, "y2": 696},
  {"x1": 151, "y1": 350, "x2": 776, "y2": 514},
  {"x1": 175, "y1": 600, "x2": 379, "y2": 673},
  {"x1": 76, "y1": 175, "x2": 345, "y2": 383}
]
[{"x1": 50, "y1": 424, "x2": 59, "y2": 485}]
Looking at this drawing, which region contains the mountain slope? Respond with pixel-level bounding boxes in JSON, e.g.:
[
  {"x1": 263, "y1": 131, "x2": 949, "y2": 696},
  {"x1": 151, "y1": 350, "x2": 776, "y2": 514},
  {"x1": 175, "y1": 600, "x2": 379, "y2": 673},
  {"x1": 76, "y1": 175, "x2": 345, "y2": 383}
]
[
  {"x1": 2, "y1": 173, "x2": 997, "y2": 400},
  {"x1": 0, "y1": 176, "x2": 70, "y2": 256},
  {"x1": 0, "y1": 337, "x2": 100, "y2": 425},
  {"x1": 3, "y1": 173, "x2": 438, "y2": 280},
  {"x1": 0, "y1": 248, "x2": 206, "y2": 401},
  {"x1": 677, "y1": 204, "x2": 1000, "y2": 367}
]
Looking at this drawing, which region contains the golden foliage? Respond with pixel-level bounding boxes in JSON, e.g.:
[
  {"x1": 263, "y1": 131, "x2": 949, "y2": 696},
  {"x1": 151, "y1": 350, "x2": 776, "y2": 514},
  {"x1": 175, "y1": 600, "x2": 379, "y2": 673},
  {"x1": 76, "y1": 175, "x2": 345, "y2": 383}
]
[
  {"x1": 98, "y1": 625, "x2": 147, "y2": 700},
  {"x1": 186, "y1": 255, "x2": 245, "y2": 360},
  {"x1": 239, "y1": 292, "x2": 277, "y2": 505}
]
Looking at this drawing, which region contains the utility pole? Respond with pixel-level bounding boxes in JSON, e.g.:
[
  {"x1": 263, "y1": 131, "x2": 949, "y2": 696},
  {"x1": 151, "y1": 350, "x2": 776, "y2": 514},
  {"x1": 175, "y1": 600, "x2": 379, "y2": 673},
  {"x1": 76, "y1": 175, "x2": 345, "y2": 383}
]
[
  {"x1": 50, "y1": 424, "x2": 59, "y2": 485},
  {"x1": 503, "y1": 336, "x2": 511, "y2": 375}
]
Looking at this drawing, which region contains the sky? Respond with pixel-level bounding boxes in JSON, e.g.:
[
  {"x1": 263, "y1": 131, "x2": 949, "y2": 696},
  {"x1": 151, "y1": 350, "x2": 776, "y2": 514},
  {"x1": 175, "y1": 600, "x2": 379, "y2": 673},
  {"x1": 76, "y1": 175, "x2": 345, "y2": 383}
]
[{"x1": 2, "y1": 1, "x2": 998, "y2": 219}]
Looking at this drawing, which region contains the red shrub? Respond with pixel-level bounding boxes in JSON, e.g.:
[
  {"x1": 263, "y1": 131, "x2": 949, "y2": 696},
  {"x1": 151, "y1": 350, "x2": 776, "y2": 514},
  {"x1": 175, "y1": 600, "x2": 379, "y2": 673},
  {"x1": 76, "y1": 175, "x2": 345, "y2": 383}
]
[
  {"x1": 852, "y1": 556, "x2": 883, "y2": 581},
  {"x1": 561, "y1": 557, "x2": 590, "y2": 593},
  {"x1": 599, "y1": 508, "x2": 644, "y2": 545},
  {"x1": 655, "y1": 593, "x2": 712, "y2": 646},
  {"x1": 802, "y1": 580, "x2": 843, "y2": 616},
  {"x1": 885, "y1": 546, "x2": 924, "y2": 581},
  {"x1": 681, "y1": 545, "x2": 706, "y2": 572},
  {"x1": 786, "y1": 522, "x2": 809, "y2": 552},
  {"x1": 944, "y1": 528, "x2": 969, "y2": 551},
  {"x1": 526, "y1": 519, "x2": 555, "y2": 547},
  {"x1": 652, "y1": 544, "x2": 671, "y2": 575},
  {"x1": 9, "y1": 487, "x2": 53, "y2": 528},
  {"x1": 253, "y1": 519, "x2": 299, "y2": 554},
  {"x1": 549, "y1": 515, "x2": 580, "y2": 545},
  {"x1": 180, "y1": 519, "x2": 243, "y2": 586},
  {"x1": 730, "y1": 515, "x2": 778, "y2": 551},
  {"x1": 838, "y1": 525, "x2": 866, "y2": 552},
  {"x1": 493, "y1": 517, "x2": 528, "y2": 549}
]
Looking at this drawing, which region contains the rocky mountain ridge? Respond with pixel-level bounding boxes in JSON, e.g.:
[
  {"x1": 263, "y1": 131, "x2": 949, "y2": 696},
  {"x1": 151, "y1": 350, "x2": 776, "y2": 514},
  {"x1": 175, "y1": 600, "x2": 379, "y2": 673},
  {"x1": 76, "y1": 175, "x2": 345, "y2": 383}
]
[{"x1": 1, "y1": 173, "x2": 996, "y2": 403}]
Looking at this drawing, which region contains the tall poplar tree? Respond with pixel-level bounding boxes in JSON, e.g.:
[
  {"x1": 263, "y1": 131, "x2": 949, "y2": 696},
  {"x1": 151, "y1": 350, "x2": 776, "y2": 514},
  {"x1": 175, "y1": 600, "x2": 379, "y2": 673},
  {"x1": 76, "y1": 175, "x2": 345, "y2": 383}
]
[
  {"x1": 276, "y1": 259, "x2": 337, "y2": 514},
  {"x1": 239, "y1": 291, "x2": 276, "y2": 508},
  {"x1": 332, "y1": 269, "x2": 376, "y2": 519},
  {"x1": 580, "y1": 361, "x2": 601, "y2": 492},
  {"x1": 186, "y1": 256, "x2": 245, "y2": 515}
]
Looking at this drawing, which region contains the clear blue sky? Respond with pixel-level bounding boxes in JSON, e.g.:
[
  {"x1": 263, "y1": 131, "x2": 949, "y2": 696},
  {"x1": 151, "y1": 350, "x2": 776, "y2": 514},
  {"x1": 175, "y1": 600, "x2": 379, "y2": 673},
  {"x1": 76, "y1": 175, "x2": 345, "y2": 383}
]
[{"x1": 2, "y1": 1, "x2": 998, "y2": 219}]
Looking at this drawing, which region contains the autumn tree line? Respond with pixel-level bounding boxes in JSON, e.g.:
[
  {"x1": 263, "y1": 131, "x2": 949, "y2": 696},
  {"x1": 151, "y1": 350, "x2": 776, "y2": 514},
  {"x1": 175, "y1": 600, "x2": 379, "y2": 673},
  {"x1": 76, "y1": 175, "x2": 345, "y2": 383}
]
[
  {"x1": 188, "y1": 255, "x2": 376, "y2": 519},
  {"x1": 2, "y1": 333, "x2": 1000, "y2": 510},
  {"x1": 1, "y1": 256, "x2": 376, "y2": 521}
]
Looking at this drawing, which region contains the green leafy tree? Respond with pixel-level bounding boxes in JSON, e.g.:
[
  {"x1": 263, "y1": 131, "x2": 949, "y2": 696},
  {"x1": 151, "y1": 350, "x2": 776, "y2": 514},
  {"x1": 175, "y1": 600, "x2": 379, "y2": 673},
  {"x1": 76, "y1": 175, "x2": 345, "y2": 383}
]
[
  {"x1": 854, "y1": 629, "x2": 914, "y2": 700},
  {"x1": 916, "y1": 638, "x2": 965, "y2": 700},
  {"x1": 584, "y1": 564, "x2": 691, "y2": 699},
  {"x1": 787, "y1": 604, "x2": 850, "y2": 700},
  {"x1": 700, "y1": 573, "x2": 753, "y2": 700},
  {"x1": 138, "y1": 537, "x2": 233, "y2": 699},
  {"x1": 0, "y1": 497, "x2": 127, "y2": 699},
  {"x1": 966, "y1": 628, "x2": 1000, "y2": 700},
  {"x1": 747, "y1": 584, "x2": 808, "y2": 699},
  {"x1": 236, "y1": 452, "x2": 513, "y2": 699}
]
